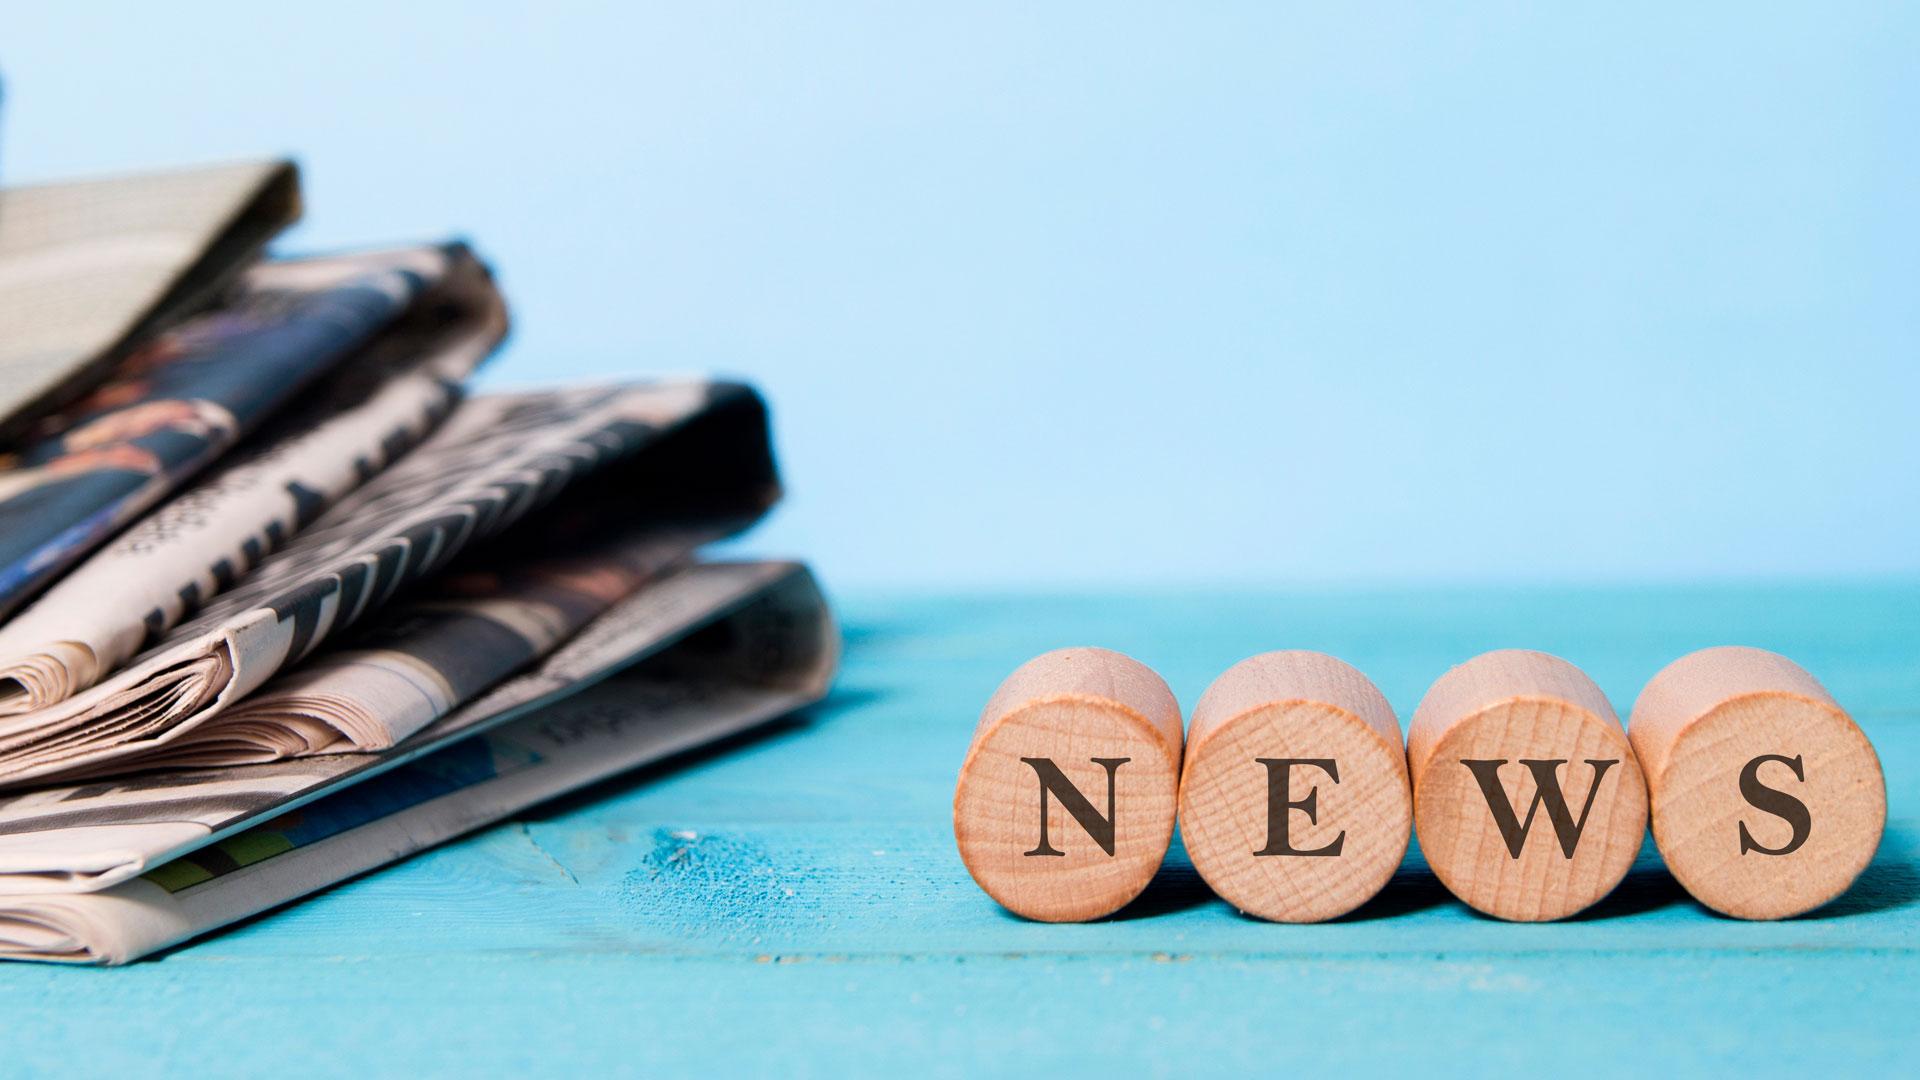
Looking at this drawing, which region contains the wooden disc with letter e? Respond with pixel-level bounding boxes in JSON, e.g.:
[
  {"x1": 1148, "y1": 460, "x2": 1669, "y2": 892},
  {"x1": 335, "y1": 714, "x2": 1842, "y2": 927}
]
[
  {"x1": 1178, "y1": 651, "x2": 1411, "y2": 922},
  {"x1": 953, "y1": 647, "x2": 1183, "y2": 922},
  {"x1": 1408, "y1": 650, "x2": 1647, "y2": 921},
  {"x1": 1628, "y1": 646, "x2": 1885, "y2": 920}
]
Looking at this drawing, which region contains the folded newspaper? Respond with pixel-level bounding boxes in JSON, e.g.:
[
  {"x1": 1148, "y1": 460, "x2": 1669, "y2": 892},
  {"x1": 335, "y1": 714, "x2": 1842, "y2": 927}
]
[
  {"x1": 0, "y1": 140, "x2": 835, "y2": 965},
  {"x1": 0, "y1": 379, "x2": 778, "y2": 787},
  {"x1": 0, "y1": 560, "x2": 837, "y2": 962},
  {"x1": 0, "y1": 241, "x2": 503, "y2": 619},
  {"x1": 0, "y1": 242, "x2": 505, "y2": 705},
  {"x1": 0, "y1": 159, "x2": 301, "y2": 442}
]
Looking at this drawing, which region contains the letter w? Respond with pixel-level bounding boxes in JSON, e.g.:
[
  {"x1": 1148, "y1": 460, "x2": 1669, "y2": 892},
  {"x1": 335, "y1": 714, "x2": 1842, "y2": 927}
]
[
  {"x1": 1460, "y1": 758, "x2": 1619, "y2": 860},
  {"x1": 1021, "y1": 757, "x2": 1129, "y2": 857}
]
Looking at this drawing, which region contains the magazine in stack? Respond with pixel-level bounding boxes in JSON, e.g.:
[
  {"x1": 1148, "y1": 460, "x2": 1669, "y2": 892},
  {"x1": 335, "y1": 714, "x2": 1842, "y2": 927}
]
[{"x1": 0, "y1": 157, "x2": 838, "y2": 963}]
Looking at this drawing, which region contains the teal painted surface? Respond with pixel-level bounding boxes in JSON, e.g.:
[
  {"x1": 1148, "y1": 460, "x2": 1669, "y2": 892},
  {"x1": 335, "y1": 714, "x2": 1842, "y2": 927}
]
[{"x1": 3, "y1": 583, "x2": 1916, "y2": 1076}]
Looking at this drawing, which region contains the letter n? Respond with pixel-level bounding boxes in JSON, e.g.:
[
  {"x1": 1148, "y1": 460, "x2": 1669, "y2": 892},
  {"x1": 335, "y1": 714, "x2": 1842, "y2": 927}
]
[{"x1": 1021, "y1": 757, "x2": 1129, "y2": 857}]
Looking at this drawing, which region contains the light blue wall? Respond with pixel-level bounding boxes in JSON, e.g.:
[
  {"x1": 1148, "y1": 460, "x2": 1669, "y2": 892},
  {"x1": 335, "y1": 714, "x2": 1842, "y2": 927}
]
[{"x1": 4, "y1": 4, "x2": 1915, "y2": 589}]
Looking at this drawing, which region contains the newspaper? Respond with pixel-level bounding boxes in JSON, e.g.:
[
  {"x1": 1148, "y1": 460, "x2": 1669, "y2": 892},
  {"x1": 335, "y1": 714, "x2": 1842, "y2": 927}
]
[
  {"x1": 0, "y1": 243, "x2": 506, "y2": 714},
  {"x1": 0, "y1": 242, "x2": 486, "y2": 620},
  {"x1": 0, "y1": 559, "x2": 825, "y2": 892},
  {"x1": 0, "y1": 159, "x2": 300, "y2": 441},
  {"x1": 124, "y1": 507, "x2": 748, "y2": 769},
  {"x1": 0, "y1": 560, "x2": 837, "y2": 963},
  {"x1": 0, "y1": 380, "x2": 778, "y2": 788}
]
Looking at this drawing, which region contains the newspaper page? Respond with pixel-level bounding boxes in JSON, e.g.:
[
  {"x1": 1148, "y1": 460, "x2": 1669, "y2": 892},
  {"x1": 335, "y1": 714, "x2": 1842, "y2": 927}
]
[
  {"x1": 0, "y1": 560, "x2": 837, "y2": 963},
  {"x1": 0, "y1": 561, "x2": 823, "y2": 893},
  {"x1": 0, "y1": 381, "x2": 779, "y2": 788},
  {"x1": 0, "y1": 242, "x2": 506, "y2": 714},
  {"x1": 0, "y1": 243, "x2": 472, "y2": 619},
  {"x1": 0, "y1": 159, "x2": 300, "y2": 441},
  {"x1": 126, "y1": 508, "x2": 751, "y2": 769}
]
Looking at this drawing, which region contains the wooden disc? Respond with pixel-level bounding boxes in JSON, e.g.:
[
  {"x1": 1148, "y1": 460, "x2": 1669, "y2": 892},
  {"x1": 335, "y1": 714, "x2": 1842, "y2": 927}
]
[
  {"x1": 953, "y1": 647, "x2": 1182, "y2": 922},
  {"x1": 1408, "y1": 650, "x2": 1647, "y2": 921},
  {"x1": 1628, "y1": 646, "x2": 1885, "y2": 920},
  {"x1": 1178, "y1": 651, "x2": 1410, "y2": 922}
]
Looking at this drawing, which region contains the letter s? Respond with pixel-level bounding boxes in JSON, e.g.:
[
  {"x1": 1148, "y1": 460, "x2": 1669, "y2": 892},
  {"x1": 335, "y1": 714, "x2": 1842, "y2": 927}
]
[{"x1": 1737, "y1": 753, "x2": 1812, "y2": 856}]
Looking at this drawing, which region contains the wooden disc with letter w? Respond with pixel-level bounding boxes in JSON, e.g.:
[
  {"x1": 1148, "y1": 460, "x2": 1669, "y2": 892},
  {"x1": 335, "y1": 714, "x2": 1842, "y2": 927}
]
[
  {"x1": 954, "y1": 647, "x2": 1183, "y2": 922},
  {"x1": 1408, "y1": 650, "x2": 1648, "y2": 921}
]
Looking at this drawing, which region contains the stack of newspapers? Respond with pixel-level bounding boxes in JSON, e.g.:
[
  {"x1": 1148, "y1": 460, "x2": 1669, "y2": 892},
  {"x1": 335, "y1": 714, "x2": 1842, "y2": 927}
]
[{"x1": 0, "y1": 160, "x2": 837, "y2": 963}]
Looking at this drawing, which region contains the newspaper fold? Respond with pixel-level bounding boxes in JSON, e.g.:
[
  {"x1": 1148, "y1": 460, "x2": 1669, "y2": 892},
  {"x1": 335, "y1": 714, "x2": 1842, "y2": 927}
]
[
  {"x1": 0, "y1": 159, "x2": 301, "y2": 441},
  {"x1": 0, "y1": 381, "x2": 778, "y2": 788},
  {"x1": 0, "y1": 243, "x2": 506, "y2": 713},
  {"x1": 0, "y1": 242, "x2": 486, "y2": 619},
  {"x1": 131, "y1": 500, "x2": 748, "y2": 769},
  {"x1": 0, "y1": 560, "x2": 825, "y2": 893},
  {"x1": 0, "y1": 560, "x2": 836, "y2": 962}
]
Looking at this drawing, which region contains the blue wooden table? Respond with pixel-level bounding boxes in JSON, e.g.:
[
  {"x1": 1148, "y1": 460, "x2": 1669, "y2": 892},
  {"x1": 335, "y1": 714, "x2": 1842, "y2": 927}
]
[{"x1": 4, "y1": 584, "x2": 1914, "y2": 1076}]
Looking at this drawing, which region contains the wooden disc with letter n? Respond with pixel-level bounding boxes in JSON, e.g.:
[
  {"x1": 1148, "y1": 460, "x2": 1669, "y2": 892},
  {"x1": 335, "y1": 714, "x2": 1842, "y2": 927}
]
[
  {"x1": 1179, "y1": 651, "x2": 1410, "y2": 922},
  {"x1": 953, "y1": 647, "x2": 1183, "y2": 922},
  {"x1": 1408, "y1": 650, "x2": 1647, "y2": 921},
  {"x1": 1629, "y1": 646, "x2": 1885, "y2": 920}
]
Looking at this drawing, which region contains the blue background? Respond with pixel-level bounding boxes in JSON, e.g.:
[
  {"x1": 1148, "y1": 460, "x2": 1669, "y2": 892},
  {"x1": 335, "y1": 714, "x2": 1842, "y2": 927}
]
[{"x1": 4, "y1": 3, "x2": 1915, "y2": 590}]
